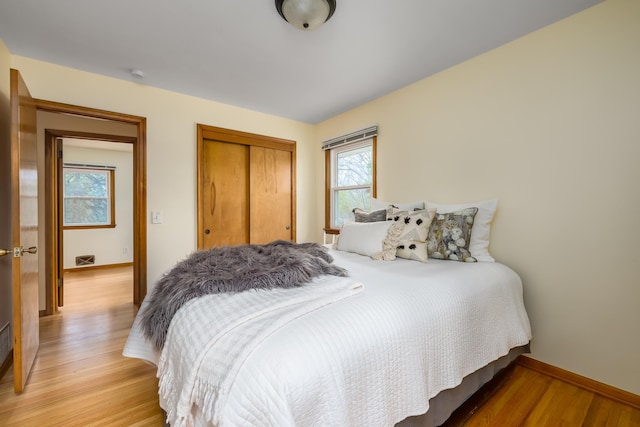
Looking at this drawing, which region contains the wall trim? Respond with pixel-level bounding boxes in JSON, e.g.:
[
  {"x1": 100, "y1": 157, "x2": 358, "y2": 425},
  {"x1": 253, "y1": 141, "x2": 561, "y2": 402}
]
[
  {"x1": 517, "y1": 356, "x2": 640, "y2": 410},
  {"x1": 63, "y1": 262, "x2": 134, "y2": 274}
]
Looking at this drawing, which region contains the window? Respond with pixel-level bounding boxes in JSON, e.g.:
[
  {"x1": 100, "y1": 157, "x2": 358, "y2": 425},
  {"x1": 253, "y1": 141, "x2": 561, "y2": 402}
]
[
  {"x1": 63, "y1": 166, "x2": 115, "y2": 229},
  {"x1": 324, "y1": 127, "x2": 377, "y2": 230}
]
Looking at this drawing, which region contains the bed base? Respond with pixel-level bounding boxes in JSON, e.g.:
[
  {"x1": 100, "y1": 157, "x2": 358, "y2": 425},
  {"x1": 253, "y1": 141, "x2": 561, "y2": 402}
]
[{"x1": 397, "y1": 345, "x2": 529, "y2": 427}]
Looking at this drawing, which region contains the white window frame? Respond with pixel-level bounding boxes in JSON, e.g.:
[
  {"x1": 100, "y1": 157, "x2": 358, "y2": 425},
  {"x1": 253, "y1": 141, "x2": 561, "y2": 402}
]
[
  {"x1": 327, "y1": 137, "x2": 376, "y2": 229},
  {"x1": 330, "y1": 139, "x2": 373, "y2": 228}
]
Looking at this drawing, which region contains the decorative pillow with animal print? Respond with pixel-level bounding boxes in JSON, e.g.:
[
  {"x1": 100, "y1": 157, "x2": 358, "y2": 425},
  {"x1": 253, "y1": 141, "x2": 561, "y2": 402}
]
[
  {"x1": 386, "y1": 207, "x2": 437, "y2": 242},
  {"x1": 386, "y1": 207, "x2": 436, "y2": 262},
  {"x1": 396, "y1": 241, "x2": 429, "y2": 263},
  {"x1": 427, "y1": 208, "x2": 478, "y2": 262}
]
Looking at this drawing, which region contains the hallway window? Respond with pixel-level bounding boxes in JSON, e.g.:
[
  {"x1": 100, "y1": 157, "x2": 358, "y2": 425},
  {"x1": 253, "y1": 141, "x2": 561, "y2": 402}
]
[{"x1": 63, "y1": 166, "x2": 116, "y2": 229}]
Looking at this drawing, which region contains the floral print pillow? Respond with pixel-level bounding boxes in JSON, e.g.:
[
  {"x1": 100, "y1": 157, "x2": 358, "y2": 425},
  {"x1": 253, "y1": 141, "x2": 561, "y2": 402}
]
[{"x1": 427, "y1": 208, "x2": 478, "y2": 262}]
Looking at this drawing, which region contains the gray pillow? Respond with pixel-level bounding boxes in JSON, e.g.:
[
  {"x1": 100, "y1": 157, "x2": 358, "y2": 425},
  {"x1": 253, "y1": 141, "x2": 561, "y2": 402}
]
[{"x1": 352, "y1": 208, "x2": 387, "y2": 223}]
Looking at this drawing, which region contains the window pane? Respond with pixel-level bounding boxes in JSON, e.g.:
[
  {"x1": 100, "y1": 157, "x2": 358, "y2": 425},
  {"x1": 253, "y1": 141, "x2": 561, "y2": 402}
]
[
  {"x1": 334, "y1": 188, "x2": 371, "y2": 227},
  {"x1": 63, "y1": 167, "x2": 113, "y2": 227},
  {"x1": 64, "y1": 171, "x2": 107, "y2": 197},
  {"x1": 64, "y1": 198, "x2": 108, "y2": 224},
  {"x1": 336, "y1": 146, "x2": 372, "y2": 187}
]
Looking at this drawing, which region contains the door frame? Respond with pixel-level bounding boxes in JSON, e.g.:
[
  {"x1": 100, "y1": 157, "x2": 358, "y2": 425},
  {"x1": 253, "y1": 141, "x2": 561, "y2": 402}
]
[
  {"x1": 38, "y1": 99, "x2": 147, "y2": 312},
  {"x1": 45, "y1": 130, "x2": 137, "y2": 312}
]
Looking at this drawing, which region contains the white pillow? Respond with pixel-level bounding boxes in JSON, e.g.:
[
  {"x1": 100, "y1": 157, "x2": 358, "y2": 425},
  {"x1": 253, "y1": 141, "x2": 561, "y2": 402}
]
[
  {"x1": 335, "y1": 221, "x2": 399, "y2": 259},
  {"x1": 370, "y1": 198, "x2": 425, "y2": 211},
  {"x1": 425, "y1": 199, "x2": 498, "y2": 262}
]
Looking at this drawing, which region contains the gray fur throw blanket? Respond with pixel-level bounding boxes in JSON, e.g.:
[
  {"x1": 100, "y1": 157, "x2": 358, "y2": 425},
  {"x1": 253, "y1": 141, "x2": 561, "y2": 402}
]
[{"x1": 140, "y1": 240, "x2": 348, "y2": 350}]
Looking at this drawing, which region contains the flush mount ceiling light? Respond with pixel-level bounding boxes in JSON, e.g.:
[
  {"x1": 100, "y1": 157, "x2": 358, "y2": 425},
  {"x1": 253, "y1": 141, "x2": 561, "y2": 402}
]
[{"x1": 275, "y1": 0, "x2": 336, "y2": 31}]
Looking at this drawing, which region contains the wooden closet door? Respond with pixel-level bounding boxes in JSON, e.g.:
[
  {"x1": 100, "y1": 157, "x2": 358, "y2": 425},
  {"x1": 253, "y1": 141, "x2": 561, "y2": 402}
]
[
  {"x1": 198, "y1": 124, "x2": 296, "y2": 249},
  {"x1": 250, "y1": 146, "x2": 292, "y2": 244},
  {"x1": 202, "y1": 140, "x2": 249, "y2": 248}
]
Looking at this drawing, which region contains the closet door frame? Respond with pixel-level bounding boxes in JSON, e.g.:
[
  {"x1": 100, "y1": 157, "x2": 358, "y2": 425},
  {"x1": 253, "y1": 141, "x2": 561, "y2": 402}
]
[{"x1": 196, "y1": 124, "x2": 297, "y2": 249}]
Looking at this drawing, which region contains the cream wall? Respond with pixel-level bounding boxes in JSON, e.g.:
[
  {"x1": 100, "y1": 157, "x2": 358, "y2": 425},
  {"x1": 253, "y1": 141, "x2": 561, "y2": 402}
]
[
  {"x1": 62, "y1": 145, "x2": 134, "y2": 270},
  {"x1": 0, "y1": 39, "x2": 12, "y2": 363},
  {"x1": 317, "y1": 0, "x2": 640, "y2": 395},
  {"x1": 10, "y1": 55, "x2": 318, "y2": 290}
]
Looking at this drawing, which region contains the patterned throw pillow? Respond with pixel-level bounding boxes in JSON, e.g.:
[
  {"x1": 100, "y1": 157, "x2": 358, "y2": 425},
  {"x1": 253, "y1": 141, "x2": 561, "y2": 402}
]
[
  {"x1": 352, "y1": 208, "x2": 387, "y2": 223},
  {"x1": 425, "y1": 199, "x2": 498, "y2": 262},
  {"x1": 427, "y1": 208, "x2": 478, "y2": 262},
  {"x1": 386, "y1": 208, "x2": 437, "y2": 262},
  {"x1": 396, "y1": 241, "x2": 429, "y2": 263},
  {"x1": 386, "y1": 207, "x2": 437, "y2": 242}
]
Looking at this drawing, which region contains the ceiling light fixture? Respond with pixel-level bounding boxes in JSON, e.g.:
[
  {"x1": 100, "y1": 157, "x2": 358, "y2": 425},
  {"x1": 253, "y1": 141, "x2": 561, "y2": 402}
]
[{"x1": 275, "y1": 0, "x2": 336, "y2": 31}]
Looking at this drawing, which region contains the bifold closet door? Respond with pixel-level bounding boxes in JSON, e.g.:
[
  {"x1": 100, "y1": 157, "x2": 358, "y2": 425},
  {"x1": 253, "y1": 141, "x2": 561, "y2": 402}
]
[
  {"x1": 202, "y1": 140, "x2": 249, "y2": 248},
  {"x1": 249, "y1": 146, "x2": 292, "y2": 244}
]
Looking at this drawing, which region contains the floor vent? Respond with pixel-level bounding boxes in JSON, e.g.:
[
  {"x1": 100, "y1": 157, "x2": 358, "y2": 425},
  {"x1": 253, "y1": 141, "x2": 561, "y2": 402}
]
[{"x1": 75, "y1": 255, "x2": 95, "y2": 266}]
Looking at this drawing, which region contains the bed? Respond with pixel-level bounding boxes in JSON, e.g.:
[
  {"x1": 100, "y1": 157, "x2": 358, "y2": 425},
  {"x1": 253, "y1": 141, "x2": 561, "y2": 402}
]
[{"x1": 124, "y1": 238, "x2": 531, "y2": 427}]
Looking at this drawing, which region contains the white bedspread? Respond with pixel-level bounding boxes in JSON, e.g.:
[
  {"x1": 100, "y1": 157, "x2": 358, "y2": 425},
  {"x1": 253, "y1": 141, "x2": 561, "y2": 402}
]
[
  {"x1": 158, "y1": 275, "x2": 363, "y2": 427},
  {"x1": 124, "y1": 249, "x2": 531, "y2": 427}
]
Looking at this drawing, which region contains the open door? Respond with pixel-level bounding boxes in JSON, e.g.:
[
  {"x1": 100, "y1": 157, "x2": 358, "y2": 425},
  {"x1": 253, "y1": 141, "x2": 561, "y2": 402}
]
[
  {"x1": 10, "y1": 68, "x2": 40, "y2": 393},
  {"x1": 55, "y1": 137, "x2": 64, "y2": 308}
]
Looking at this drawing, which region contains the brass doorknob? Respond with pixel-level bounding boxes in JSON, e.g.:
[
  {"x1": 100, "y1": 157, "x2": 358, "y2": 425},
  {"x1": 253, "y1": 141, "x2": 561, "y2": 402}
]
[{"x1": 0, "y1": 249, "x2": 10, "y2": 257}]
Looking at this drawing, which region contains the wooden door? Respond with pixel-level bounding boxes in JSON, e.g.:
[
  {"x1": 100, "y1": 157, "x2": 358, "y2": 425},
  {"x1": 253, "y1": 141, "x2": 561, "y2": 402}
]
[
  {"x1": 55, "y1": 137, "x2": 64, "y2": 307},
  {"x1": 250, "y1": 146, "x2": 292, "y2": 244},
  {"x1": 201, "y1": 140, "x2": 249, "y2": 248},
  {"x1": 10, "y1": 69, "x2": 40, "y2": 393},
  {"x1": 197, "y1": 125, "x2": 296, "y2": 249}
]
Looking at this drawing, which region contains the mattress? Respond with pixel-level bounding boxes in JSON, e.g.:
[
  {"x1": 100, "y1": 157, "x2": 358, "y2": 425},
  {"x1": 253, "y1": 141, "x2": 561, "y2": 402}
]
[{"x1": 124, "y1": 247, "x2": 531, "y2": 426}]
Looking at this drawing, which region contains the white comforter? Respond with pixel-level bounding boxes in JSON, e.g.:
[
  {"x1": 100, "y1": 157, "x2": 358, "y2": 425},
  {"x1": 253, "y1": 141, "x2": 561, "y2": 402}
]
[{"x1": 124, "y1": 249, "x2": 531, "y2": 427}]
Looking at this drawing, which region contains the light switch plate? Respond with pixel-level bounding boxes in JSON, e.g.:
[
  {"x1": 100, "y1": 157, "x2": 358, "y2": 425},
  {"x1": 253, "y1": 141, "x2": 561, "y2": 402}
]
[{"x1": 151, "y1": 211, "x2": 163, "y2": 224}]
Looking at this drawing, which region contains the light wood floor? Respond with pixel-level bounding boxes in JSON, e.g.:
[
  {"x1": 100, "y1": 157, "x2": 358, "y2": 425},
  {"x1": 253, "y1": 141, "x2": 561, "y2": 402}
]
[
  {"x1": 0, "y1": 266, "x2": 163, "y2": 426},
  {"x1": 1, "y1": 266, "x2": 639, "y2": 426},
  {"x1": 442, "y1": 363, "x2": 640, "y2": 427}
]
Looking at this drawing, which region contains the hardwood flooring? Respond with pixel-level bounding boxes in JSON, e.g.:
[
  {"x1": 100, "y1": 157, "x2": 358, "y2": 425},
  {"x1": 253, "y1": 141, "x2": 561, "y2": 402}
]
[
  {"x1": 0, "y1": 266, "x2": 163, "y2": 426},
  {"x1": 443, "y1": 363, "x2": 640, "y2": 427},
  {"x1": 1, "y1": 266, "x2": 639, "y2": 426}
]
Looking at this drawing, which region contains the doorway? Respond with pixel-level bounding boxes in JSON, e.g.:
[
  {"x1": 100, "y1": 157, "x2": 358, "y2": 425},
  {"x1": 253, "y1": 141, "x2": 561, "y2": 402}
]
[
  {"x1": 55, "y1": 135, "x2": 134, "y2": 308},
  {"x1": 38, "y1": 100, "x2": 147, "y2": 315}
]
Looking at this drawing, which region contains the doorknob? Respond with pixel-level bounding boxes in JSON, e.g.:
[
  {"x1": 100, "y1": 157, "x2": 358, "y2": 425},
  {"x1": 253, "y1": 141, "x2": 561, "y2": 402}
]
[{"x1": 0, "y1": 247, "x2": 36, "y2": 257}]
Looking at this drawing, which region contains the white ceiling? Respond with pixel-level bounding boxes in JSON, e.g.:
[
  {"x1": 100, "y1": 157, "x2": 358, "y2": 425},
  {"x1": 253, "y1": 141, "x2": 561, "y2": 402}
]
[
  {"x1": 0, "y1": 0, "x2": 602, "y2": 124},
  {"x1": 63, "y1": 138, "x2": 133, "y2": 153}
]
